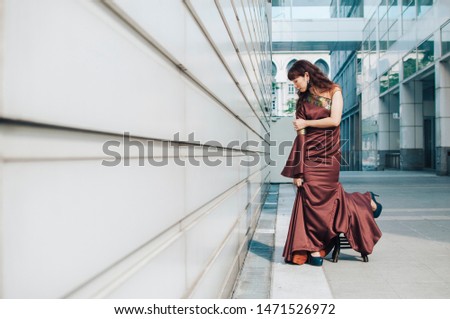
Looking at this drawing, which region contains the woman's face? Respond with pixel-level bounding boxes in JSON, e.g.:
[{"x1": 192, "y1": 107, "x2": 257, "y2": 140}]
[{"x1": 292, "y1": 73, "x2": 309, "y2": 92}]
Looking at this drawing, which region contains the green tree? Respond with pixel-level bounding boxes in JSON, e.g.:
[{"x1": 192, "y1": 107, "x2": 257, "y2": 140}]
[{"x1": 284, "y1": 98, "x2": 296, "y2": 115}]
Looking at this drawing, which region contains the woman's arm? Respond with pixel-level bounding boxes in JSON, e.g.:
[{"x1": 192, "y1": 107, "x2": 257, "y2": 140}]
[{"x1": 293, "y1": 90, "x2": 343, "y2": 130}]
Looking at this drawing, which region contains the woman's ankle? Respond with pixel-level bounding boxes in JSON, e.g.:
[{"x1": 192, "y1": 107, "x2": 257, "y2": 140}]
[{"x1": 370, "y1": 199, "x2": 377, "y2": 211}]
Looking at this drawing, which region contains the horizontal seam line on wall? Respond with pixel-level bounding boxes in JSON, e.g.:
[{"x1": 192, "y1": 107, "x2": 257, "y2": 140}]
[
  {"x1": 1, "y1": 154, "x2": 270, "y2": 163},
  {"x1": 0, "y1": 119, "x2": 268, "y2": 161}
]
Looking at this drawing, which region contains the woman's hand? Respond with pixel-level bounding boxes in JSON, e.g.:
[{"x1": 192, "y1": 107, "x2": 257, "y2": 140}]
[
  {"x1": 293, "y1": 119, "x2": 308, "y2": 131},
  {"x1": 293, "y1": 177, "x2": 303, "y2": 187}
]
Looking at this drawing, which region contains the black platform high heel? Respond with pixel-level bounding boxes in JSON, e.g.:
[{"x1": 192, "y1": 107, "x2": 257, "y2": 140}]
[
  {"x1": 370, "y1": 192, "x2": 383, "y2": 218},
  {"x1": 332, "y1": 235, "x2": 370, "y2": 263},
  {"x1": 331, "y1": 237, "x2": 340, "y2": 263}
]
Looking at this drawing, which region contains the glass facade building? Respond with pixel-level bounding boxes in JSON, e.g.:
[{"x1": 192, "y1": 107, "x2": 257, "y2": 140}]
[
  {"x1": 360, "y1": 0, "x2": 448, "y2": 174},
  {"x1": 272, "y1": 0, "x2": 450, "y2": 175}
]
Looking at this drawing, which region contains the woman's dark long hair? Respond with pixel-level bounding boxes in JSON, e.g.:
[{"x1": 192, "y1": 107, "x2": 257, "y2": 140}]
[{"x1": 287, "y1": 59, "x2": 338, "y2": 98}]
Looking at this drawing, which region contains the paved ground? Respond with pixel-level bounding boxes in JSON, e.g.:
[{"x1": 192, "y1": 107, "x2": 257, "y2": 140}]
[{"x1": 232, "y1": 171, "x2": 450, "y2": 299}]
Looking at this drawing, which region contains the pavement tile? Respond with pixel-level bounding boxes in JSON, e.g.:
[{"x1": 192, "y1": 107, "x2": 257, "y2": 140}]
[
  {"x1": 388, "y1": 282, "x2": 450, "y2": 298},
  {"x1": 327, "y1": 281, "x2": 398, "y2": 299}
]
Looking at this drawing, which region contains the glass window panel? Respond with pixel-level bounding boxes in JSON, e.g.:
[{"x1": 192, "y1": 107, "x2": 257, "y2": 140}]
[
  {"x1": 330, "y1": 0, "x2": 339, "y2": 17},
  {"x1": 417, "y1": 37, "x2": 434, "y2": 70},
  {"x1": 363, "y1": 24, "x2": 371, "y2": 40},
  {"x1": 272, "y1": 6, "x2": 291, "y2": 20},
  {"x1": 369, "y1": 52, "x2": 378, "y2": 81},
  {"x1": 379, "y1": 1, "x2": 388, "y2": 17},
  {"x1": 365, "y1": 2, "x2": 379, "y2": 19},
  {"x1": 362, "y1": 54, "x2": 370, "y2": 89},
  {"x1": 369, "y1": 31, "x2": 377, "y2": 50},
  {"x1": 380, "y1": 71, "x2": 389, "y2": 94},
  {"x1": 402, "y1": 0, "x2": 416, "y2": 35},
  {"x1": 288, "y1": 84, "x2": 295, "y2": 94},
  {"x1": 357, "y1": 58, "x2": 363, "y2": 92},
  {"x1": 418, "y1": 0, "x2": 433, "y2": 17},
  {"x1": 389, "y1": 63, "x2": 400, "y2": 87},
  {"x1": 403, "y1": 50, "x2": 417, "y2": 79},
  {"x1": 379, "y1": 12, "x2": 389, "y2": 36},
  {"x1": 402, "y1": 0, "x2": 415, "y2": 7},
  {"x1": 388, "y1": 20, "x2": 400, "y2": 48},
  {"x1": 362, "y1": 40, "x2": 368, "y2": 52},
  {"x1": 367, "y1": 11, "x2": 377, "y2": 34},
  {"x1": 380, "y1": 32, "x2": 388, "y2": 53},
  {"x1": 291, "y1": 1, "x2": 334, "y2": 19},
  {"x1": 339, "y1": 0, "x2": 363, "y2": 18},
  {"x1": 388, "y1": 0, "x2": 401, "y2": 24},
  {"x1": 402, "y1": 0, "x2": 416, "y2": 18},
  {"x1": 315, "y1": 59, "x2": 329, "y2": 75},
  {"x1": 286, "y1": 59, "x2": 297, "y2": 72},
  {"x1": 442, "y1": 21, "x2": 450, "y2": 56}
]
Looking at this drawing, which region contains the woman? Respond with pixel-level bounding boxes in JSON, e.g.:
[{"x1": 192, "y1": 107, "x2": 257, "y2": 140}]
[{"x1": 281, "y1": 59, "x2": 382, "y2": 266}]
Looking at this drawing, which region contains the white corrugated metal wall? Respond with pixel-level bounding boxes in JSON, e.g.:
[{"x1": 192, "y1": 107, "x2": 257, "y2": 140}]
[{"x1": 0, "y1": 0, "x2": 272, "y2": 298}]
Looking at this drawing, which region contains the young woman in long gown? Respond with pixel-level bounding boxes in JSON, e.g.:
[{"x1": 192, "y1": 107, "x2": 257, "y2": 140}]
[{"x1": 281, "y1": 59, "x2": 383, "y2": 266}]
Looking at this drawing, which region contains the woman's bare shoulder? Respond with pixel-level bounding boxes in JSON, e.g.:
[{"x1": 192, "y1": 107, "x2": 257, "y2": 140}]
[{"x1": 331, "y1": 84, "x2": 342, "y2": 96}]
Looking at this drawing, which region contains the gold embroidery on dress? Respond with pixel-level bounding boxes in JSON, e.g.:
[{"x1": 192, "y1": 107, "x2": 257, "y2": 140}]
[{"x1": 302, "y1": 93, "x2": 332, "y2": 111}]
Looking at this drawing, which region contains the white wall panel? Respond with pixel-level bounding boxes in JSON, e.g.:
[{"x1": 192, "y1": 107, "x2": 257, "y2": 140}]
[
  {"x1": 236, "y1": 186, "x2": 250, "y2": 240},
  {"x1": 185, "y1": 82, "x2": 246, "y2": 146},
  {"x1": 234, "y1": 1, "x2": 259, "y2": 81},
  {"x1": 219, "y1": 0, "x2": 261, "y2": 101},
  {"x1": 185, "y1": 154, "x2": 240, "y2": 215},
  {"x1": 183, "y1": 13, "x2": 261, "y2": 134},
  {"x1": 191, "y1": 0, "x2": 263, "y2": 122},
  {"x1": 0, "y1": 0, "x2": 271, "y2": 298},
  {"x1": 2, "y1": 0, "x2": 186, "y2": 140},
  {"x1": 189, "y1": 0, "x2": 252, "y2": 102},
  {"x1": 0, "y1": 124, "x2": 121, "y2": 160},
  {"x1": 247, "y1": 129, "x2": 265, "y2": 152},
  {"x1": 111, "y1": 0, "x2": 186, "y2": 59},
  {"x1": 112, "y1": 0, "x2": 264, "y2": 137},
  {"x1": 185, "y1": 191, "x2": 239, "y2": 290},
  {"x1": 105, "y1": 235, "x2": 187, "y2": 299},
  {"x1": 188, "y1": 226, "x2": 239, "y2": 298},
  {"x1": 242, "y1": 0, "x2": 263, "y2": 87},
  {"x1": 2, "y1": 159, "x2": 185, "y2": 297}
]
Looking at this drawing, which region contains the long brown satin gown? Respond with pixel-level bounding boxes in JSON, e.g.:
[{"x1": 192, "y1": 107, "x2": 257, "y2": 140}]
[{"x1": 280, "y1": 88, "x2": 382, "y2": 263}]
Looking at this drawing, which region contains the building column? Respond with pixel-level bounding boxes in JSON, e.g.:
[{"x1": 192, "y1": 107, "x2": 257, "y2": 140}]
[
  {"x1": 378, "y1": 96, "x2": 391, "y2": 170},
  {"x1": 379, "y1": 93, "x2": 400, "y2": 169},
  {"x1": 399, "y1": 80, "x2": 424, "y2": 170},
  {"x1": 435, "y1": 61, "x2": 450, "y2": 175}
]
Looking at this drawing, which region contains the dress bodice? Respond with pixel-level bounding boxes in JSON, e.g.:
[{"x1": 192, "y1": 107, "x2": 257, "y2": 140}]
[{"x1": 299, "y1": 92, "x2": 333, "y2": 121}]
